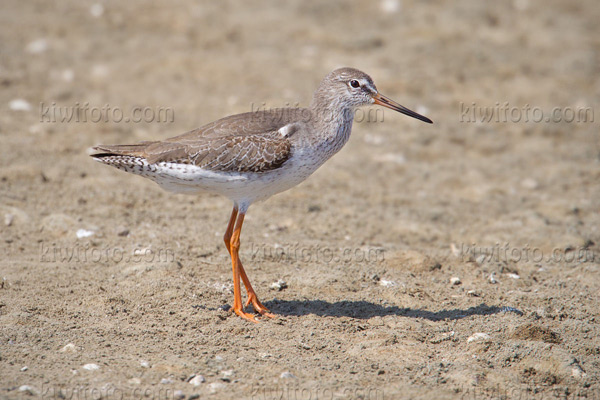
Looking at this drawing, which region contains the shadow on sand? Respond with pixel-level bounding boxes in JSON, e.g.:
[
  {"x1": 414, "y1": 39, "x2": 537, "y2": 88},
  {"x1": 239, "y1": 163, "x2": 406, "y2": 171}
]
[{"x1": 264, "y1": 300, "x2": 522, "y2": 321}]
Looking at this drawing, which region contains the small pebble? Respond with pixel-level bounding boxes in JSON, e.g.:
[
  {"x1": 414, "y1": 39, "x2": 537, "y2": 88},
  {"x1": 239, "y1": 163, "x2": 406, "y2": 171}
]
[
  {"x1": 9, "y1": 99, "x2": 32, "y2": 111},
  {"x1": 467, "y1": 333, "x2": 491, "y2": 343},
  {"x1": 220, "y1": 370, "x2": 234, "y2": 382},
  {"x1": 20, "y1": 366, "x2": 28, "y2": 372},
  {"x1": 379, "y1": 279, "x2": 396, "y2": 287},
  {"x1": 489, "y1": 273, "x2": 498, "y2": 284},
  {"x1": 189, "y1": 375, "x2": 206, "y2": 386},
  {"x1": 82, "y1": 363, "x2": 100, "y2": 371},
  {"x1": 5, "y1": 214, "x2": 14, "y2": 226},
  {"x1": 76, "y1": 229, "x2": 95, "y2": 239},
  {"x1": 117, "y1": 228, "x2": 130, "y2": 237},
  {"x1": 280, "y1": 371, "x2": 296, "y2": 379},
  {"x1": 270, "y1": 279, "x2": 287, "y2": 291},
  {"x1": 506, "y1": 273, "x2": 520, "y2": 279},
  {"x1": 160, "y1": 378, "x2": 173, "y2": 385},
  {"x1": 60, "y1": 343, "x2": 77, "y2": 353},
  {"x1": 221, "y1": 370, "x2": 234, "y2": 378},
  {"x1": 572, "y1": 362, "x2": 587, "y2": 379},
  {"x1": 140, "y1": 360, "x2": 150, "y2": 368},
  {"x1": 450, "y1": 277, "x2": 461, "y2": 285},
  {"x1": 18, "y1": 385, "x2": 35, "y2": 395}
]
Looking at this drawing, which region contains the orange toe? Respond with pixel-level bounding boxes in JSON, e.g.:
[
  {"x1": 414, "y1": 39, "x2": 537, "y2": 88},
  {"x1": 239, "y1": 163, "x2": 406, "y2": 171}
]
[
  {"x1": 246, "y1": 295, "x2": 276, "y2": 318},
  {"x1": 234, "y1": 308, "x2": 259, "y2": 323}
]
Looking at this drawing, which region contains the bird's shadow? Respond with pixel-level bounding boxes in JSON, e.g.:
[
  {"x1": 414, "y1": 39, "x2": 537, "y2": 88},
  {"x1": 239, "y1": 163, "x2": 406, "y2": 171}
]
[{"x1": 264, "y1": 299, "x2": 522, "y2": 321}]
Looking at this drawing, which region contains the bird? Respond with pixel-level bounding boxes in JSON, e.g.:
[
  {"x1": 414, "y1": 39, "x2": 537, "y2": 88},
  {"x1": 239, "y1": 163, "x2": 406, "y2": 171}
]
[{"x1": 91, "y1": 67, "x2": 432, "y2": 322}]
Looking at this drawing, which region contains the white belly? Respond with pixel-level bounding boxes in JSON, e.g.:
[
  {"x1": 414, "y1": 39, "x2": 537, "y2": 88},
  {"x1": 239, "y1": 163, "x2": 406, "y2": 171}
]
[{"x1": 145, "y1": 153, "x2": 324, "y2": 209}]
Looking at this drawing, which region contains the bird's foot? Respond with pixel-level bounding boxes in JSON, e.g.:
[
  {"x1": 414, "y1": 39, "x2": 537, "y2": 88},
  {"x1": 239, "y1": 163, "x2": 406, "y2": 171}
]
[
  {"x1": 245, "y1": 295, "x2": 276, "y2": 319},
  {"x1": 233, "y1": 307, "x2": 259, "y2": 323}
]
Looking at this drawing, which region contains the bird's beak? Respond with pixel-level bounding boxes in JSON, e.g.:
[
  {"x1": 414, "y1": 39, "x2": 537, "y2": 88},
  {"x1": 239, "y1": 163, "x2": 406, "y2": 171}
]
[{"x1": 372, "y1": 93, "x2": 433, "y2": 124}]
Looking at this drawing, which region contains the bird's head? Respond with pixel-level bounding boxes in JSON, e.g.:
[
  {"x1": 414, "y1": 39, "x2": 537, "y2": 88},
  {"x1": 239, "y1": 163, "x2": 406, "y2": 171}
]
[{"x1": 313, "y1": 67, "x2": 432, "y2": 124}]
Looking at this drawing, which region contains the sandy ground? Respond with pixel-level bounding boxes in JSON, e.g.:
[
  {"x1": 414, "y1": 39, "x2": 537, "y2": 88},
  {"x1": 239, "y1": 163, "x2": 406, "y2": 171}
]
[{"x1": 1, "y1": 0, "x2": 600, "y2": 399}]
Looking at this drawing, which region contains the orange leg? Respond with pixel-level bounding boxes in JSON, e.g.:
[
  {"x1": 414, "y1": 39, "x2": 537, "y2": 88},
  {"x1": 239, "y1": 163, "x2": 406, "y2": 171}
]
[{"x1": 224, "y1": 207, "x2": 275, "y2": 320}]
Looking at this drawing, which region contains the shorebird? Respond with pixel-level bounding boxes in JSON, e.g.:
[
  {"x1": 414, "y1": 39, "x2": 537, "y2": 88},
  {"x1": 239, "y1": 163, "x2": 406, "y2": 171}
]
[{"x1": 92, "y1": 68, "x2": 432, "y2": 322}]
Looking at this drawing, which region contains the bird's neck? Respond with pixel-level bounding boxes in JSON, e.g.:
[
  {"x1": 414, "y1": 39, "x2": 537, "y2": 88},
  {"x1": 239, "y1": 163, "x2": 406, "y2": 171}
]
[{"x1": 308, "y1": 99, "x2": 355, "y2": 153}]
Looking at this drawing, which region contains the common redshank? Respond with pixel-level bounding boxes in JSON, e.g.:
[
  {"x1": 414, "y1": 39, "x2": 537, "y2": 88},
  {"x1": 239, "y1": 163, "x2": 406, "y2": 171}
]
[{"x1": 92, "y1": 68, "x2": 432, "y2": 322}]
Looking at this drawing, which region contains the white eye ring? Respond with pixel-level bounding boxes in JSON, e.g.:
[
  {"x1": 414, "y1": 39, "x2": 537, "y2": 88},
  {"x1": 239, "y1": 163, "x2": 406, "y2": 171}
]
[{"x1": 349, "y1": 80, "x2": 360, "y2": 88}]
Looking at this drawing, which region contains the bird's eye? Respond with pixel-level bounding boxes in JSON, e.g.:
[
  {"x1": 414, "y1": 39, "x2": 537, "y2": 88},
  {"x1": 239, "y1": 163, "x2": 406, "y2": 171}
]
[{"x1": 349, "y1": 80, "x2": 360, "y2": 88}]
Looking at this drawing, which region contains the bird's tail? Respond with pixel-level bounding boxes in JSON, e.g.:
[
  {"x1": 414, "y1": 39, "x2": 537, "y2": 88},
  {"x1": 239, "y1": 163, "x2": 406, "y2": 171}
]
[
  {"x1": 90, "y1": 143, "x2": 158, "y2": 175},
  {"x1": 91, "y1": 142, "x2": 155, "y2": 158}
]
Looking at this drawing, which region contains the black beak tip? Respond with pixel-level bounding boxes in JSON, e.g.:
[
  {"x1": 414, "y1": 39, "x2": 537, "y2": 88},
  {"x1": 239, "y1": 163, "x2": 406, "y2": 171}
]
[{"x1": 408, "y1": 111, "x2": 433, "y2": 124}]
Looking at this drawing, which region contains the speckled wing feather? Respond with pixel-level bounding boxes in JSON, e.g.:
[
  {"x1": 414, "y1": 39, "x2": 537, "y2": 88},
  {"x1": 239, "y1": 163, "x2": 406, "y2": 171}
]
[
  {"x1": 143, "y1": 131, "x2": 292, "y2": 173},
  {"x1": 94, "y1": 109, "x2": 306, "y2": 173}
]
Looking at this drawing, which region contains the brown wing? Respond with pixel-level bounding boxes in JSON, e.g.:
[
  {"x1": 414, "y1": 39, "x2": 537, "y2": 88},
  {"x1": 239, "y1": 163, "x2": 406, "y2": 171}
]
[
  {"x1": 144, "y1": 131, "x2": 291, "y2": 172},
  {"x1": 93, "y1": 108, "x2": 304, "y2": 173}
]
